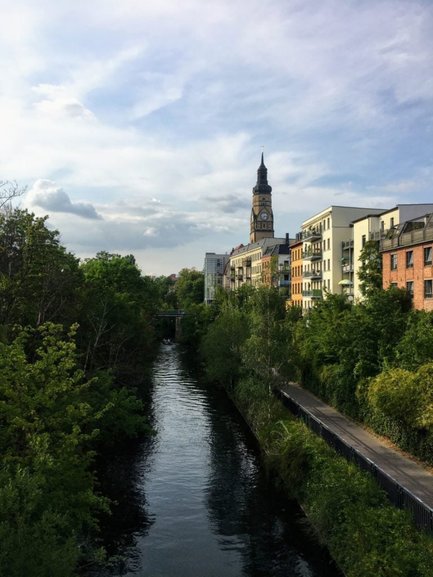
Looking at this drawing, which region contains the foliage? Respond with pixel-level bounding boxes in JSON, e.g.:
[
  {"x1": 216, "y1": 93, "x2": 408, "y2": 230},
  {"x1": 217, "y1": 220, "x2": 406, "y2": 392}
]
[
  {"x1": 358, "y1": 240, "x2": 382, "y2": 298},
  {"x1": 201, "y1": 305, "x2": 249, "y2": 387},
  {"x1": 78, "y1": 252, "x2": 157, "y2": 378},
  {"x1": 395, "y1": 310, "x2": 433, "y2": 370},
  {"x1": 0, "y1": 209, "x2": 82, "y2": 329},
  {"x1": 241, "y1": 287, "x2": 296, "y2": 390},
  {"x1": 0, "y1": 324, "x2": 105, "y2": 575},
  {"x1": 174, "y1": 268, "x2": 204, "y2": 309},
  {"x1": 241, "y1": 393, "x2": 433, "y2": 577}
]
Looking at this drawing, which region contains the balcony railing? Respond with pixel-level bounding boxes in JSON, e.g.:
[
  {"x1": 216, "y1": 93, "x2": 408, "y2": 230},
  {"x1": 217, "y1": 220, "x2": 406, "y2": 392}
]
[
  {"x1": 302, "y1": 249, "x2": 322, "y2": 260},
  {"x1": 302, "y1": 289, "x2": 323, "y2": 299},
  {"x1": 342, "y1": 264, "x2": 353, "y2": 273},
  {"x1": 243, "y1": 258, "x2": 252, "y2": 267},
  {"x1": 381, "y1": 224, "x2": 433, "y2": 251},
  {"x1": 342, "y1": 240, "x2": 354, "y2": 250},
  {"x1": 303, "y1": 270, "x2": 322, "y2": 280},
  {"x1": 302, "y1": 229, "x2": 322, "y2": 242}
]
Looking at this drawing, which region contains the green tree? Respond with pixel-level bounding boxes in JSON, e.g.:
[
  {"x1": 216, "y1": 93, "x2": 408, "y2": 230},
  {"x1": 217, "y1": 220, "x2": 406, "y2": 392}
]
[
  {"x1": 358, "y1": 240, "x2": 382, "y2": 298},
  {"x1": 0, "y1": 324, "x2": 105, "y2": 576},
  {"x1": 241, "y1": 287, "x2": 292, "y2": 392},
  {"x1": 201, "y1": 305, "x2": 249, "y2": 387},
  {"x1": 174, "y1": 268, "x2": 204, "y2": 309},
  {"x1": 78, "y1": 252, "x2": 156, "y2": 377},
  {"x1": 0, "y1": 209, "x2": 82, "y2": 329}
]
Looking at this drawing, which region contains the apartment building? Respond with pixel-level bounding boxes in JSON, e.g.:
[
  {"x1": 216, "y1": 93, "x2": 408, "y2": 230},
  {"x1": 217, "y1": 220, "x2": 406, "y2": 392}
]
[
  {"x1": 203, "y1": 252, "x2": 229, "y2": 304},
  {"x1": 261, "y1": 242, "x2": 291, "y2": 291},
  {"x1": 381, "y1": 213, "x2": 433, "y2": 311},
  {"x1": 289, "y1": 238, "x2": 303, "y2": 308},
  {"x1": 226, "y1": 237, "x2": 288, "y2": 290},
  {"x1": 301, "y1": 206, "x2": 385, "y2": 310},
  {"x1": 352, "y1": 204, "x2": 433, "y2": 300}
]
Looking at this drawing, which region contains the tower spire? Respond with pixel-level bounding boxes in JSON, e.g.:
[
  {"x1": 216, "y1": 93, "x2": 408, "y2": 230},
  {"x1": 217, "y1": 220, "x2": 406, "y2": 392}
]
[
  {"x1": 250, "y1": 153, "x2": 274, "y2": 243},
  {"x1": 253, "y1": 153, "x2": 272, "y2": 195}
]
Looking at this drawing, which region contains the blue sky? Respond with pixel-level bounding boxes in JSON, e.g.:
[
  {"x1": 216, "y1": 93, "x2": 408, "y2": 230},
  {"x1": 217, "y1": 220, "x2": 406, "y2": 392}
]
[{"x1": 1, "y1": 0, "x2": 433, "y2": 275}]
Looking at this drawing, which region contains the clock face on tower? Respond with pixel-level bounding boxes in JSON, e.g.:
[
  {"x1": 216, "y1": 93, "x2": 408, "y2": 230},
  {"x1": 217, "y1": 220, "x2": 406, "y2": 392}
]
[{"x1": 259, "y1": 210, "x2": 269, "y2": 221}]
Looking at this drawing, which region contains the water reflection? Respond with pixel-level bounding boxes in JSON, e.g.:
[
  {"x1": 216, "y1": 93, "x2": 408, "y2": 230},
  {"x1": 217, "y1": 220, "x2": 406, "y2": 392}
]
[{"x1": 92, "y1": 344, "x2": 339, "y2": 577}]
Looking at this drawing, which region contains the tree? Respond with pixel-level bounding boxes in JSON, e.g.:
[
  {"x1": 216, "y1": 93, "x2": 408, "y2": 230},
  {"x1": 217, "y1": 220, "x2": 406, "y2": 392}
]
[
  {"x1": 358, "y1": 240, "x2": 382, "y2": 298},
  {"x1": 201, "y1": 305, "x2": 249, "y2": 387},
  {"x1": 0, "y1": 181, "x2": 25, "y2": 210},
  {"x1": 0, "y1": 209, "x2": 82, "y2": 328},
  {"x1": 78, "y1": 252, "x2": 156, "y2": 377},
  {"x1": 241, "y1": 287, "x2": 291, "y2": 392},
  {"x1": 174, "y1": 268, "x2": 204, "y2": 309}
]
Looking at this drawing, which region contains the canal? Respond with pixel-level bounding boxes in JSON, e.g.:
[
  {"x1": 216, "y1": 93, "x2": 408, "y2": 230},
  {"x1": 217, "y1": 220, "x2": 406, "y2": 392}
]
[{"x1": 95, "y1": 344, "x2": 339, "y2": 577}]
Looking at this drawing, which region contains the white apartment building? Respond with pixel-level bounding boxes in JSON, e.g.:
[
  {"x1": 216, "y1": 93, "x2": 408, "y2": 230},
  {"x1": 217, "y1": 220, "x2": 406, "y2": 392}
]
[
  {"x1": 301, "y1": 206, "x2": 385, "y2": 310},
  {"x1": 203, "y1": 252, "x2": 229, "y2": 303},
  {"x1": 352, "y1": 204, "x2": 433, "y2": 300}
]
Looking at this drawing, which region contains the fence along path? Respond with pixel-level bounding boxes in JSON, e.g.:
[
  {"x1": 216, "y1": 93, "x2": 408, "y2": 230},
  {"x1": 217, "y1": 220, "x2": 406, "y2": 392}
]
[{"x1": 275, "y1": 383, "x2": 433, "y2": 532}]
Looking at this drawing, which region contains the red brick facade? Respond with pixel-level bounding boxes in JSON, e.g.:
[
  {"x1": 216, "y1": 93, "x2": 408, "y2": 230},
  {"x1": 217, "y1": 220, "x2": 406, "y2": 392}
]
[{"x1": 382, "y1": 242, "x2": 433, "y2": 311}]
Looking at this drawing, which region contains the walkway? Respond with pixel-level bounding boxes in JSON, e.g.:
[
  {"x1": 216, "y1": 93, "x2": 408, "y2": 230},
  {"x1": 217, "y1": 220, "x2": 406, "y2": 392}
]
[{"x1": 277, "y1": 383, "x2": 433, "y2": 530}]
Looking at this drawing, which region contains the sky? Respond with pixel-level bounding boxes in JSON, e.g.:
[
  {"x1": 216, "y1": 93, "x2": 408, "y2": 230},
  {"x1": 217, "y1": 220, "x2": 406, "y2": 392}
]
[{"x1": 1, "y1": 0, "x2": 433, "y2": 276}]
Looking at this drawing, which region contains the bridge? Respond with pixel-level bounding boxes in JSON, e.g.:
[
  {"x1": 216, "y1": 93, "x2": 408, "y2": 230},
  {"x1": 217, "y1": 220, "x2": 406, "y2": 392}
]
[{"x1": 156, "y1": 309, "x2": 189, "y2": 318}]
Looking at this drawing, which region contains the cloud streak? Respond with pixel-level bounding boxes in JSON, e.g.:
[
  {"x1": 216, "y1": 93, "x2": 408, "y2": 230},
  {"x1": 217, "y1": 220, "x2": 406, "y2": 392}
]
[{"x1": 1, "y1": 0, "x2": 432, "y2": 273}]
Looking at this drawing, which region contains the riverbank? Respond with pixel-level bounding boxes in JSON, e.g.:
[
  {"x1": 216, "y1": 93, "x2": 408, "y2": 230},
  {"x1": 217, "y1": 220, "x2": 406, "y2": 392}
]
[{"x1": 230, "y1": 376, "x2": 433, "y2": 577}]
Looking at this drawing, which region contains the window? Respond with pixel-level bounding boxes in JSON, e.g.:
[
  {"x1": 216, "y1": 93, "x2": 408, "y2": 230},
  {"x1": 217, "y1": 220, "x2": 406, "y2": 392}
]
[
  {"x1": 327, "y1": 238, "x2": 330, "y2": 250},
  {"x1": 390, "y1": 282, "x2": 398, "y2": 289},
  {"x1": 406, "y1": 251, "x2": 413, "y2": 268},
  {"x1": 390, "y1": 254, "x2": 398, "y2": 270},
  {"x1": 425, "y1": 280, "x2": 433, "y2": 299},
  {"x1": 362, "y1": 235, "x2": 366, "y2": 247},
  {"x1": 390, "y1": 217, "x2": 395, "y2": 227},
  {"x1": 425, "y1": 247, "x2": 432, "y2": 265},
  {"x1": 406, "y1": 281, "x2": 414, "y2": 297}
]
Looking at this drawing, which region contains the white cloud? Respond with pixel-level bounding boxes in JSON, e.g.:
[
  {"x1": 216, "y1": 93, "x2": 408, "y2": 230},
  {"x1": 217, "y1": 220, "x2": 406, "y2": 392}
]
[
  {"x1": 1, "y1": 0, "x2": 432, "y2": 273},
  {"x1": 26, "y1": 180, "x2": 102, "y2": 219}
]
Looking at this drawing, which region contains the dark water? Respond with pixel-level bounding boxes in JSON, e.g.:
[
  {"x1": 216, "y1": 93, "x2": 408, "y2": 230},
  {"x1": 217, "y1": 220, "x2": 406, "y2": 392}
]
[{"x1": 95, "y1": 344, "x2": 339, "y2": 577}]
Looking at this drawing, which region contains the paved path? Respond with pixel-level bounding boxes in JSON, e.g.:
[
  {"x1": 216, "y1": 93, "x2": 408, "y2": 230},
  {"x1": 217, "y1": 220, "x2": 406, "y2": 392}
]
[{"x1": 278, "y1": 383, "x2": 433, "y2": 512}]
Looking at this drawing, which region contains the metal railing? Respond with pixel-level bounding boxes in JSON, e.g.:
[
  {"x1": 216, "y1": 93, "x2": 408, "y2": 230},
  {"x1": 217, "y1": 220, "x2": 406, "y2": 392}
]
[{"x1": 274, "y1": 388, "x2": 433, "y2": 533}]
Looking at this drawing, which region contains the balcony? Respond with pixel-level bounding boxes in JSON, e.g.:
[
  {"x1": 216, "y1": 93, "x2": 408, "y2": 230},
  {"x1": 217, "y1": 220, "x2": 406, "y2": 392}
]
[
  {"x1": 243, "y1": 258, "x2": 252, "y2": 267},
  {"x1": 302, "y1": 228, "x2": 322, "y2": 242},
  {"x1": 302, "y1": 249, "x2": 322, "y2": 261},
  {"x1": 303, "y1": 270, "x2": 322, "y2": 280},
  {"x1": 342, "y1": 240, "x2": 354, "y2": 251},
  {"x1": 381, "y1": 217, "x2": 433, "y2": 251},
  {"x1": 236, "y1": 274, "x2": 243, "y2": 281},
  {"x1": 302, "y1": 289, "x2": 323, "y2": 299},
  {"x1": 342, "y1": 264, "x2": 353, "y2": 273}
]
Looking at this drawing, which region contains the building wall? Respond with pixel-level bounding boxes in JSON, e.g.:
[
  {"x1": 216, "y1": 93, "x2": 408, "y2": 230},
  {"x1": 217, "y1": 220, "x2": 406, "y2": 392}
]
[
  {"x1": 226, "y1": 238, "x2": 287, "y2": 290},
  {"x1": 301, "y1": 206, "x2": 384, "y2": 310},
  {"x1": 289, "y1": 241, "x2": 303, "y2": 307},
  {"x1": 353, "y1": 205, "x2": 433, "y2": 301},
  {"x1": 382, "y1": 243, "x2": 433, "y2": 311},
  {"x1": 204, "y1": 253, "x2": 229, "y2": 303}
]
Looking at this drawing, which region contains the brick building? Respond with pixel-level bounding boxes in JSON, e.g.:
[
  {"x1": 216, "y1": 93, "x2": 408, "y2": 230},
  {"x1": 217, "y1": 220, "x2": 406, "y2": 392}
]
[{"x1": 381, "y1": 213, "x2": 433, "y2": 311}]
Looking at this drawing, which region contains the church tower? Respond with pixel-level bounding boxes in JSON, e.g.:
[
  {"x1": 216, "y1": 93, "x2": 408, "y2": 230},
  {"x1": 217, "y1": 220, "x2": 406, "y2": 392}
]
[{"x1": 250, "y1": 153, "x2": 274, "y2": 243}]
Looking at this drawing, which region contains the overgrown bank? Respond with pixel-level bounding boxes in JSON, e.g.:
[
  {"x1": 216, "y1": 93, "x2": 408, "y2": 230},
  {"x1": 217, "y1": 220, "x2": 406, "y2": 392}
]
[
  {"x1": 228, "y1": 376, "x2": 433, "y2": 577},
  {"x1": 198, "y1": 285, "x2": 433, "y2": 577}
]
